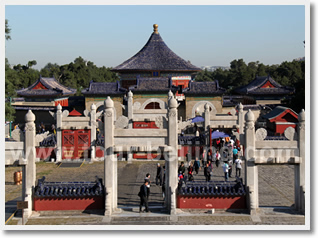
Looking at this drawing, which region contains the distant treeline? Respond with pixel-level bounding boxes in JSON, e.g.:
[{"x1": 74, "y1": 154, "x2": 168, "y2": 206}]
[{"x1": 5, "y1": 56, "x2": 305, "y2": 121}]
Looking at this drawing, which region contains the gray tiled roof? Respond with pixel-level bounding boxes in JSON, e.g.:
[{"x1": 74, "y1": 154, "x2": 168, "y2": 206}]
[
  {"x1": 112, "y1": 28, "x2": 201, "y2": 72},
  {"x1": 234, "y1": 75, "x2": 295, "y2": 95},
  {"x1": 16, "y1": 76, "x2": 76, "y2": 97},
  {"x1": 183, "y1": 81, "x2": 226, "y2": 95},
  {"x1": 82, "y1": 81, "x2": 127, "y2": 95},
  {"x1": 129, "y1": 77, "x2": 177, "y2": 93}
]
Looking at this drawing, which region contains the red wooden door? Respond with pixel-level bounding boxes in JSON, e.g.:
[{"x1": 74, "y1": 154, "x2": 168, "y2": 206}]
[{"x1": 62, "y1": 129, "x2": 91, "y2": 159}]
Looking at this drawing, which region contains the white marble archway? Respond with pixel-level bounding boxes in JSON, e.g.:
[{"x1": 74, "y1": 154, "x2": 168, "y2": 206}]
[
  {"x1": 141, "y1": 98, "x2": 167, "y2": 110},
  {"x1": 191, "y1": 101, "x2": 216, "y2": 117}
]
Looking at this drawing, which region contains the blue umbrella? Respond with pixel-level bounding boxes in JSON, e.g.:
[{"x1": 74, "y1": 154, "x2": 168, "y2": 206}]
[
  {"x1": 191, "y1": 116, "x2": 204, "y2": 123},
  {"x1": 211, "y1": 130, "x2": 230, "y2": 139}
]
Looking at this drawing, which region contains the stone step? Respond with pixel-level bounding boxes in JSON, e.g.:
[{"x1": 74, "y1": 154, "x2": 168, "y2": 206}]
[
  {"x1": 111, "y1": 215, "x2": 170, "y2": 222},
  {"x1": 118, "y1": 206, "x2": 166, "y2": 212}
]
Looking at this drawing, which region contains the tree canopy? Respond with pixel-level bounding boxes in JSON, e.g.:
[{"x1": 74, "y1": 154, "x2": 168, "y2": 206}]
[{"x1": 5, "y1": 19, "x2": 11, "y2": 40}]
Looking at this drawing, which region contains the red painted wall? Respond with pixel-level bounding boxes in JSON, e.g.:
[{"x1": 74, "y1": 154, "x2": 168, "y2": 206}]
[
  {"x1": 173, "y1": 79, "x2": 190, "y2": 96},
  {"x1": 133, "y1": 121, "x2": 158, "y2": 129},
  {"x1": 275, "y1": 124, "x2": 297, "y2": 134},
  {"x1": 33, "y1": 196, "x2": 105, "y2": 211},
  {"x1": 177, "y1": 195, "x2": 246, "y2": 209},
  {"x1": 178, "y1": 146, "x2": 189, "y2": 158},
  {"x1": 133, "y1": 153, "x2": 159, "y2": 159},
  {"x1": 96, "y1": 146, "x2": 104, "y2": 158},
  {"x1": 36, "y1": 147, "x2": 55, "y2": 159},
  {"x1": 54, "y1": 98, "x2": 69, "y2": 107}
]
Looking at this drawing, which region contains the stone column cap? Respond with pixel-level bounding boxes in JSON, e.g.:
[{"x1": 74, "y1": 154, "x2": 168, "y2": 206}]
[
  {"x1": 105, "y1": 96, "x2": 114, "y2": 108},
  {"x1": 91, "y1": 103, "x2": 97, "y2": 110},
  {"x1": 245, "y1": 109, "x2": 254, "y2": 121},
  {"x1": 298, "y1": 109, "x2": 305, "y2": 122},
  {"x1": 25, "y1": 110, "x2": 35, "y2": 122},
  {"x1": 168, "y1": 97, "x2": 178, "y2": 108}
]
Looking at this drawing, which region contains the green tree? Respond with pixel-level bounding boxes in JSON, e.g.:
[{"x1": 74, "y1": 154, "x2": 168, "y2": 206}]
[
  {"x1": 195, "y1": 69, "x2": 214, "y2": 82},
  {"x1": 5, "y1": 19, "x2": 11, "y2": 40}
]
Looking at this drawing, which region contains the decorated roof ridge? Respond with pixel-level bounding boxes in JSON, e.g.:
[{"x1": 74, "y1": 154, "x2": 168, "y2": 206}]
[
  {"x1": 81, "y1": 80, "x2": 127, "y2": 95},
  {"x1": 183, "y1": 80, "x2": 226, "y2": 95},
  {"x1": 262, "y1": 105, "x2": 298, "y2": 120},
  {"x1": 128, "y1": 77, "x2": 178, "y2": 92},
  {"x1": 234, "y1": 75, "x2": 295, "y2": 95},
  {"x1": 112, "y1": 24, "x2": 201, "y2": 72},
  {"x1": 16, "y1": 76, "x2": 77, "y2": 97}
]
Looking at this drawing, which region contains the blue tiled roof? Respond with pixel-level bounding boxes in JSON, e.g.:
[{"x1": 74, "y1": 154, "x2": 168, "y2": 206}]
[
  {"x1": 112, "y1": 27, "x2": 201, "y2": 72},
  {"x1": 82, "y1": 81, "x2": 127, "y2": 95},
  {"x1": 234, "y1": 75, "x2": 295, "y2": 95},
  {"x1": 16, "y1": 76, "x2": 77, "y2": 97},
  {"x1": 183, "y1": 80, "x2": 226, "y2": 95},
  {"x1": 129, "y1": 77, "x2": 177, "y2": 93},
  {"x1": 34, "y1": 176, "x2": 104, "y2": 198}
]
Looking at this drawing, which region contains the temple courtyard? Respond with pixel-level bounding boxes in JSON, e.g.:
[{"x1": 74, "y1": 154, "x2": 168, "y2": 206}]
[{"x1": 5, "y1": 160, "x2": 305, "y2": 226}]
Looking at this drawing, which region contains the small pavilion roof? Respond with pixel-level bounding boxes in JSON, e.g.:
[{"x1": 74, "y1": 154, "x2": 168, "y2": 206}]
[
  {"x1": 262, "y1": 106, "x2": 298, "y2": 121},
  {"x1": 81, "y1": 81, "x2": 127, "y2": 96},
  {"x1": 112, "y1": 24, "x2": 201, "y2": 72},
  {"x1": 16, "y1": 76, "x2": 77, "y2": 98},
  {"x1": 69, "y1": 109, "x2": 82, "y2": 117},
  {"x1": 234, "y1": 75, "x2": 295, "y2": 95}
]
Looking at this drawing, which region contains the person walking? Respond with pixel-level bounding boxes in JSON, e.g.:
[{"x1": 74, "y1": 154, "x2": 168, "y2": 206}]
[
  {"x1": 188, "y1": 162, "x2": 194, "y2": 181},
  {"x1": 145, "y1": 173, "x2": 151, "y2": 199},
  {"x1": 204, "y1": 163, "x2": 211, "y2": 182},
  {"x1": 138, "y1": 180, "x2": 150, "y2": 213},
  {"x1": 162, "y1": 166, "x2": 166, "y2": 199},
  {"x1": 228, "y1": 159, "x2": 233, "y2": 178},
  {"x1": 233, "y1": 146, "x2": 238, "y2": 161},
  {"x1": 215, "y1": 150, "x2": 221, "y2": 168},
  {"x1": 178, "y1": 162, "x2": 186, "y2": 176},
  {"x1": 222, "y1": 161, "x2": 229, "y2": 181},
  {"x1": 194, "y1": 158, "x2": 200, "y2": 175},
  {"x1": 235, "y1": 157, "x2": 242, "y2": 177},
  {"x1": 156, "y1": 163, "x2": 162, "y2": 186},
  {"x1": 201, "y1": 148, "x2": 207, "y2": 167}
]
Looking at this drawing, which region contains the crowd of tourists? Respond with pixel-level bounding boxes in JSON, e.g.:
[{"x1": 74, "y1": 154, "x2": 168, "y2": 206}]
[
  {"x1": 138, "y1": 141, "x2": 243, "y2": 213},
  {"x1": 179, "y1": 144, "x2": 243, "y2": 185}
]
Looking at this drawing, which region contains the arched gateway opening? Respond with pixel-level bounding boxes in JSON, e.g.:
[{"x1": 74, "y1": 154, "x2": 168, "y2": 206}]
[{"x1": 103, "y1": 95, "x2": 179, "y2": 215}]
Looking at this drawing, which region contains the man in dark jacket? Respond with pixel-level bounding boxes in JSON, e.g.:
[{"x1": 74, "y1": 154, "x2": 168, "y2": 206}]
[
  {"x1": 204, "y1": 163, "x2": 211, "y2": 182},
  {"x1": 145, "y1": 173, "x2": 151, "y2": 199},
  {"x1": 156, "y1": 163, "x2": 162, "y2": 186},
  {"x1": 139, "y1": 179, "x2": 150, "y2": 213},
  {"x1": 178, "y1": 162, "x2": 185, "y2": 176}
]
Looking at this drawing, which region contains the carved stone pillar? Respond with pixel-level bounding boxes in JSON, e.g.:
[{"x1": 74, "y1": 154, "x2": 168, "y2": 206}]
[
  {"x1": 167, "y1": 95, "x2": 178, "y2": 215},
  {"x1": 204, "y1": 103, "x2": 210, "y2": 145},
  {"x1": 244, "y1": 109, "x2": 258, "y2": 214},
  {"x1": 104, "y1": 97, "x2": 116, "y2": 215},
  {"x1": 296, "y1": 109, "x2": 305, "y2": 214},
  {"x1": 56, "y1": 104, "x2": 62, "y2": 162},
  {"x1": 90, "y1": 104, "x2": 97, "y2": 161},
  {"x1": 23, "y1": 110, "x2": 36, "y2": 221},
  {"x1": 237, "y1": 103, "x2": 244, "y2": 147},
  {"x1": 127, "y1": 90, "x2": 133, "y2": 129}
]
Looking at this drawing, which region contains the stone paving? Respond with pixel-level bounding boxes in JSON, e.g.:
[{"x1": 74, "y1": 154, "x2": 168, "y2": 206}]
[{"x1": 5, "y1": 159, "x2": 305, "y2": 227}]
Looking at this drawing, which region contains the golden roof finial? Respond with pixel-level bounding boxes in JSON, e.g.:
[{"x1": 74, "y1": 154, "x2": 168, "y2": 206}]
[{"x1": 153, "y1": 24, "x2": 158, "y2": 34}]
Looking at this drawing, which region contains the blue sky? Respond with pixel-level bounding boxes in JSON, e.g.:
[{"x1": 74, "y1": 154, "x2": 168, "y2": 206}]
[{"x1": 5, "y1": 4, "x2": 305, "y2": 70}]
